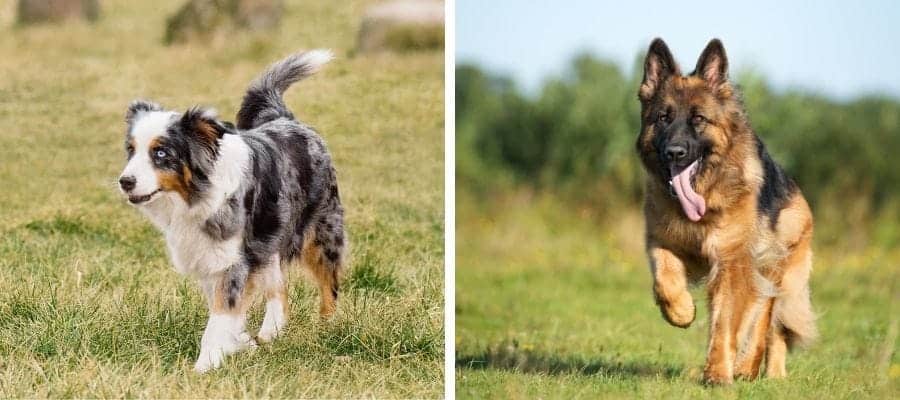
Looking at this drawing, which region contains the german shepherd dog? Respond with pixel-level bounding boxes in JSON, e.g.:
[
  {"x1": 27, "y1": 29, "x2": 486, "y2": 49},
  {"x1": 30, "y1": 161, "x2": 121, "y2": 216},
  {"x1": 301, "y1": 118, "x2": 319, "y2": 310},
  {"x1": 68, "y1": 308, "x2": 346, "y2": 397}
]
[{"x1": 636, "y1": 38, "x2": 816, "y2": 384}]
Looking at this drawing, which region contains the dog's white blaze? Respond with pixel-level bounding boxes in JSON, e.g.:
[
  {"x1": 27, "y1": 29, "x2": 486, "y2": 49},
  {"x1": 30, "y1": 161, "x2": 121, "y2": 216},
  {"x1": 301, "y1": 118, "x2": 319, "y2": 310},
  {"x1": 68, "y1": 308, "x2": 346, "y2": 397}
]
[
  {"x1": 194, "y1": 312, "x2": 256, "y2": 373},
  {"x1": 121, "y1": 111, "x2": 176, "y2": 197}
]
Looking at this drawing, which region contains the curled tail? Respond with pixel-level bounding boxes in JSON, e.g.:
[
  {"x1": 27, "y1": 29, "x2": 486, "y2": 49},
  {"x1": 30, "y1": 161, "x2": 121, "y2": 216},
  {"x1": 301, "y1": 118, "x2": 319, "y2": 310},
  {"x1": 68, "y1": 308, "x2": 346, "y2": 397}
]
[{"x1": 236, "y1": 49, "x2": 333, "y2": 130}]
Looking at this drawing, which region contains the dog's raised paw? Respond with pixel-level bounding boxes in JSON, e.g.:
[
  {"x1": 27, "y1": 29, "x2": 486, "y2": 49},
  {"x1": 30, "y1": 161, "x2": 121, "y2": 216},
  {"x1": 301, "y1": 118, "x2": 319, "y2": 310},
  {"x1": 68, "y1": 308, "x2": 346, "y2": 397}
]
[{"x1": 659, "y1": 291, "x2": 695, "y2": 328}]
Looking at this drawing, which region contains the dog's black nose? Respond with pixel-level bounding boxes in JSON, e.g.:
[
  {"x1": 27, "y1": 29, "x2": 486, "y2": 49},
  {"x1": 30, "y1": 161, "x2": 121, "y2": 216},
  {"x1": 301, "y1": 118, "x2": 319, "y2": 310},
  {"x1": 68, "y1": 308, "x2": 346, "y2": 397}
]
[
  {"x1": 665, "y1": 145, "x2": 688, "y2": 161},
  {"x1": 119, "y1": 175, "x2": 136, "y2": 192}
]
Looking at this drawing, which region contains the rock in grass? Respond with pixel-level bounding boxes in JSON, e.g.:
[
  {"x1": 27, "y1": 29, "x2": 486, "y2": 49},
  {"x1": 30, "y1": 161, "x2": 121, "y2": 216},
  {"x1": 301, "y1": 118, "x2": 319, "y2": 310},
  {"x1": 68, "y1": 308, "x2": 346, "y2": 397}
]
[
  {"x1": 17, "y1": 0, "x2": 100, "y2": 24},
  {"x1": 358, "y1": 0, "x2": 444, "y2": 53},
  {"x1": 164, "y1": 0, "x2": 283, "y2": 45}
]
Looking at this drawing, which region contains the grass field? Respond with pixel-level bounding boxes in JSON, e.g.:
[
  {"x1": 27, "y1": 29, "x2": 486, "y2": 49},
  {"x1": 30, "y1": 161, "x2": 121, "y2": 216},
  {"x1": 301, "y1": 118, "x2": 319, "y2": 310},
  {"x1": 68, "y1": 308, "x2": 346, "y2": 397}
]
[
  {"x1": 456, "y1": 191, "x2": 898, "y2": 399},
  {"x1": 0, "y1": 0, "x2": 443, "y2": 397}
]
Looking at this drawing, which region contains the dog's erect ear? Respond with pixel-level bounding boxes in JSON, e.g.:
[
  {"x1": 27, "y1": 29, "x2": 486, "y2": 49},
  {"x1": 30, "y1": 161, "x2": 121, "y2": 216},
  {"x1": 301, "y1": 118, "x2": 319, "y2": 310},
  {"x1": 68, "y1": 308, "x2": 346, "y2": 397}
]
[
  {"x1": 125, "y1": 100, "x2": 161, "y2": 129},
  {"x1": 694, "y1": 39, "x2": 729, "y2": 89},
  {"x1": 179, "y1": 107, "x2": 227, "y2": 148},
  {"x1": 640, "y1": 38, "x2": 680, "y2": 102}
]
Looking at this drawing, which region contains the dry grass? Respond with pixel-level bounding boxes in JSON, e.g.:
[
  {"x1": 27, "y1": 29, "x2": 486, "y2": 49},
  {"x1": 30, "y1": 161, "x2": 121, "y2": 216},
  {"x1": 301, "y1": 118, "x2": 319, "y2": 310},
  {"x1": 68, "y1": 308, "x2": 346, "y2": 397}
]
[{"x1": 0, "y1": 0, "x2": 443, "y2": 397}]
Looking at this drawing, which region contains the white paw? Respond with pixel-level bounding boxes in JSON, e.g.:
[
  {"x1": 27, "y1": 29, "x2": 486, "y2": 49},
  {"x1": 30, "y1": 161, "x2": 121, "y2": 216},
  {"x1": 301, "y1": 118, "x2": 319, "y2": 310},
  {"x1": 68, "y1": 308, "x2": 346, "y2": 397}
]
[
  {"x1": 193, "y1": 334, "x2": 256, "y2": 373},
  {"x1": 194, "y1": 314, "x2": 257, "y2": 373},
  {"x1": 257, "y1": 316, "x2": 285, "y2": 343},
  {"x1": 258, "y1": 299, "x2": 286, "y2": 343},
  {"x1": 257, "y1": 327, "x2": 279, "y2": 343},
  {"x1": 193, "y1": 349, "x2": 223, "y2": 373}
]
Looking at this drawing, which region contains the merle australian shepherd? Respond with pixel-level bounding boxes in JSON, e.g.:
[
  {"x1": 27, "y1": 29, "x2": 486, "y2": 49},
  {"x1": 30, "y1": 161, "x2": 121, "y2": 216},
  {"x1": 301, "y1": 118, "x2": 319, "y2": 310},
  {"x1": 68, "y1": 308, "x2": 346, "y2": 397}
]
[{"x1": 117, "y1": 50, "x2": 345, "y2": 372}]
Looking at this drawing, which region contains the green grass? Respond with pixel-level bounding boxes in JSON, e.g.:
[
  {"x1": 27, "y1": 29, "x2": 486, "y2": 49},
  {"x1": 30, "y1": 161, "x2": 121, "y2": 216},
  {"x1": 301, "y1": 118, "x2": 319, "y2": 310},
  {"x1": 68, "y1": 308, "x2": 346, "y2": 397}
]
[
  {"x1": 456, "y1": 190, "x2": 898, "y2": 399},
  {"x1": 0, "y1": 0, "x2": 443, "y2": 397}
]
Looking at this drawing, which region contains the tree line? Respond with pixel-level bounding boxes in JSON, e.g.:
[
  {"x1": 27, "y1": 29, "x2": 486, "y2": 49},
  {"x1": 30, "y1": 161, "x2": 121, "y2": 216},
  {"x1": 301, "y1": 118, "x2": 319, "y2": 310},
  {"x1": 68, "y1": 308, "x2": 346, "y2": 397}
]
[{"x1": 457, "y1": 54, "x2": 900, "y2": 216}]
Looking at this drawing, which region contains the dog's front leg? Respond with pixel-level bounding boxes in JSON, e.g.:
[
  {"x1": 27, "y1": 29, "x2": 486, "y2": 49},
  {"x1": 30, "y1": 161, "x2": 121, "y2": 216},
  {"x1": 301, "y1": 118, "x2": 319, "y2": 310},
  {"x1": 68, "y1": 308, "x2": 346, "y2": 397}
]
[
  {"x1": 703, "y1": 256, "x2": 760, "y2": 385},
  {"x1": 194, "y1": 264, "x2": 258, "y2": 373},
  {"x1": 648, "y1": 246, "x2": 695, "y2": 328}
]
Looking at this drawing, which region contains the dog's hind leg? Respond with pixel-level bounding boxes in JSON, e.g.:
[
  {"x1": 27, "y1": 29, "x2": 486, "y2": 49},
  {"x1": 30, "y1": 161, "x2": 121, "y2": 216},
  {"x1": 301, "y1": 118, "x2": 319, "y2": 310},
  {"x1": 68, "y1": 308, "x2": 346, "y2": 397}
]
[
  {"x1": 648, "y1": 246, "x2": 695, "y2": 328},
  {"x1": 194, "y1": 263, "x2": 259, "y2": 373},
  {"x1": 765, "y1": 322, "x2": 788, "y2": 378},
  {"x1": 301, "y1": 215, "x2": 345, "y2": 319},
  {"x1": 768, "y1": 232, "x2": 816, "y2": 378},
  {"x1": 257, "y1": 256, "x2": 288, "y2": 343}
]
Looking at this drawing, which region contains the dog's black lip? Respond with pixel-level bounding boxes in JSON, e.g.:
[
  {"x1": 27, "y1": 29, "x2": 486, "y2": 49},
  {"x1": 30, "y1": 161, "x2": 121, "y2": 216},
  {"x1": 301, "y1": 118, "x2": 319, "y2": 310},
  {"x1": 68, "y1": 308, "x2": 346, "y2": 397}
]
[{"x1": 128, "y1": 189, "x2": 160, "y2": 204}]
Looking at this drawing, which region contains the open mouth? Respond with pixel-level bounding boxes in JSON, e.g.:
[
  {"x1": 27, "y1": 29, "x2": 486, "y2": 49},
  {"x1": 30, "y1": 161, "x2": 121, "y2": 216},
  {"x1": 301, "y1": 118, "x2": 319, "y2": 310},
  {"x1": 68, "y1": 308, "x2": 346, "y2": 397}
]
[
  {"x1": 128, "y1": 189, "x2": 161, "y2": 204},
  {"x1": 667, "y1": 156, "x2": 706, "y2": 222}
]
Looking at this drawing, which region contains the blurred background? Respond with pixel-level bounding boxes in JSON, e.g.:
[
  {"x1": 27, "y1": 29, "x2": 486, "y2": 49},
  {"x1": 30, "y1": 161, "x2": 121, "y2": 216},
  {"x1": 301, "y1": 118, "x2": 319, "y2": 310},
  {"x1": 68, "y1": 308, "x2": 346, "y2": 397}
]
[
  {"x1": 0, "y1": 0, "x2": 443, "y2": 397},
  {"x1": 455, "y1": 1, "x2": 898, "y2": 398}
]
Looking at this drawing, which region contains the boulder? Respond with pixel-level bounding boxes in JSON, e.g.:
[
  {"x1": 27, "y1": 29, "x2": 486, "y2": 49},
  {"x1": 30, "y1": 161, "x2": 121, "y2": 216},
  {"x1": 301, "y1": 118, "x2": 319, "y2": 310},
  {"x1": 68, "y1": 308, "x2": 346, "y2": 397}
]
[
  {"x1": 358, "y1": 1, "x2": 444, "y2": 53},
  {"x1": 17, "y1": 0, "x2": 99, "y2": 24},
  {"x1": 165, "y1": 0, "x2": 283, "y2": 45}
]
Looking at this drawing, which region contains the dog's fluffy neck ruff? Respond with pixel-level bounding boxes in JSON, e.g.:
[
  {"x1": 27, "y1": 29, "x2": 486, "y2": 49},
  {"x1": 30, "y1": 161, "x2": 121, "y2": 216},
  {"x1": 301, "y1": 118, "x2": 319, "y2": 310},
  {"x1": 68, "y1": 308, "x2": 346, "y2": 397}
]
[{"x1": 139, "y1": 133, "x2": 251, "y2": 277}]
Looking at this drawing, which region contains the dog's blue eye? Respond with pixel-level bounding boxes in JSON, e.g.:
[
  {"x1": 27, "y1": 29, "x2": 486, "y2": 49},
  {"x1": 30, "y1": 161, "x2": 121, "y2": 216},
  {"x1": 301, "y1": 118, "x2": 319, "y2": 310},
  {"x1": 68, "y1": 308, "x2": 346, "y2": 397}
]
[{"x1": 156, "y1": 150, "x2": 166, "y2": 158}]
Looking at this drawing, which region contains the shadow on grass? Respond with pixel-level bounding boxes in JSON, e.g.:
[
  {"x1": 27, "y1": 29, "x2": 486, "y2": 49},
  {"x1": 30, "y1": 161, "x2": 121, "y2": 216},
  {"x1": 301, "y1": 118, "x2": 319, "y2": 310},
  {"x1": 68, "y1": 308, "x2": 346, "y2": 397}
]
[{"x1": 457, "y1": 341, "x2": 682, "y2": 379}]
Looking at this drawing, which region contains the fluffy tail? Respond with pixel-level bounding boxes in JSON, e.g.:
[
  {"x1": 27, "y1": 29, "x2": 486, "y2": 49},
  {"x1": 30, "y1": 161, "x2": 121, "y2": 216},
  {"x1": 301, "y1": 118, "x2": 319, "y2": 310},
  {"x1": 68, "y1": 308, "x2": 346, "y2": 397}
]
[
  {"x1": 773, "y1": 284, "x2": 818, "y2": 349},
  {"x1": 236, "y1": 49, "x2": 333, "y2": 130}
]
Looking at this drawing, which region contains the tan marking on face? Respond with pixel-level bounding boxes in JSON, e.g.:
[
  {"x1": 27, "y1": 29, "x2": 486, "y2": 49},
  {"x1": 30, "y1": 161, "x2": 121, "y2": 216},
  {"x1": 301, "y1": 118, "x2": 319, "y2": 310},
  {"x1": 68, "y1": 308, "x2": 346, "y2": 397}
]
[
  {"x1": 147, "y1": 136, "x2": 165, "y2": 152},
  {"x1": 661, "y1": 94, "x2": 675, "y2": 108},
  {"x1": 147, "y1": 136, "x2": 194, "y2": 203},
  {"x1": 181, "y1": 164, "x2": 192, "y2": 187},
  {"x1": 156, "y1": 170, "x2": 190, "y2": 202}
]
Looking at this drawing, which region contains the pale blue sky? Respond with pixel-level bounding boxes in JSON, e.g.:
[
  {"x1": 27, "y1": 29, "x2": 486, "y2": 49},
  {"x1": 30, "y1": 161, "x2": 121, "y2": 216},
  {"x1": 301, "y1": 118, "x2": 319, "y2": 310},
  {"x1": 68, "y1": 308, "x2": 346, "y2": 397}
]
[{"x1": 456, "y1": 0, "x2": 900, "y2": 100}]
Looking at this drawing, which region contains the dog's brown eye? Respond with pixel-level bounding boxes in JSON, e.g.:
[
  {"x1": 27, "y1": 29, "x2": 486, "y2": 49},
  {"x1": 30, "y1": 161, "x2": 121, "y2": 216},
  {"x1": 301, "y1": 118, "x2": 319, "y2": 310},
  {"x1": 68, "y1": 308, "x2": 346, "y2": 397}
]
[
  {"x1": 692, "y1": 115, "x2": 705, "y2": 125},
  {"x1": 658, "y1": 113, "x2": 670, "y2": 123}
]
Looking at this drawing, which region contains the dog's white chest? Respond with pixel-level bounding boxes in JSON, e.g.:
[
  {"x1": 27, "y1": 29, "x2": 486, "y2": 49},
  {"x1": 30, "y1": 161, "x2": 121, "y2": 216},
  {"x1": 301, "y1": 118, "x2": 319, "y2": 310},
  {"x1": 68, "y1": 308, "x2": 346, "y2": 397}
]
[{"x1": 165, "y1": 219, "x2": 242, "y2": 276}]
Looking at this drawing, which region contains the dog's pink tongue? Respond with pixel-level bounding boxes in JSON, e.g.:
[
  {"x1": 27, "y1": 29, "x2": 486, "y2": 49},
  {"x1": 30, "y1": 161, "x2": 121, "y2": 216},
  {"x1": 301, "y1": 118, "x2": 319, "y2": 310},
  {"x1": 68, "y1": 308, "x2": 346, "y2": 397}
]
[{"x1": 671, "y1": 161, "x2": 706, "y2": 222}]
